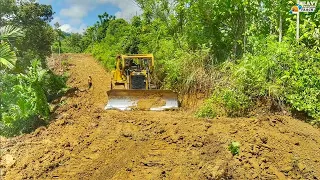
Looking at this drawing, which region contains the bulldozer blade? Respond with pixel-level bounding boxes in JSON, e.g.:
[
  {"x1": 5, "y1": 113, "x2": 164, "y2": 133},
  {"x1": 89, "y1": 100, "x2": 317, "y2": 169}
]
[{"x1": 105, "y1": 89, "x2": 179, "y2": 111}]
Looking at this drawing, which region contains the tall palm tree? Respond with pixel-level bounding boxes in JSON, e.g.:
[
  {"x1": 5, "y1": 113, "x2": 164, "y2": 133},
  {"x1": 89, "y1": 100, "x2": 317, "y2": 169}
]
[{"x1": 0, "y1": 25, "x2": 23, "y2": 69}]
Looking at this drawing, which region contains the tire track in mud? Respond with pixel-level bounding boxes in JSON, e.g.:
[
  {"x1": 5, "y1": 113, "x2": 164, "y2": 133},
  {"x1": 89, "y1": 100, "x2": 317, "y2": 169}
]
[{"x1": 1, "y1": 54, "x2": 320, "y2": 180}]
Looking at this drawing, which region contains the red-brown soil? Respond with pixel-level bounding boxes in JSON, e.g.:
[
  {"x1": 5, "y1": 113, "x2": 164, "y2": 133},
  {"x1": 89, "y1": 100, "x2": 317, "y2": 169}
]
[{"x1": 1, "y1": 54, "x2": 320, "y2": 180}]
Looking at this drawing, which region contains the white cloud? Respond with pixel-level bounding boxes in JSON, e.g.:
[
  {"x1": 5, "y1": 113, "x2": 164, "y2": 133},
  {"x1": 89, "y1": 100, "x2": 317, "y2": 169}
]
[
  {"x1": 59, "y1": 23, "x2": 87, "y2": 34},
  {"x1": 60, "y1": 5, "x2": 91, "y2": 21},
  {"x1": 56, "y1": 0, "x2": 142, "y2": 33},
  {"x1": 59, "y1": 24, "x2": 72, "y2": 32},
  {"x1": 100, "y1": 0, "x2": 142, "y2": 20},
  {"x1": 59, "y1": 0, "x2": 142, "y2": 22}
]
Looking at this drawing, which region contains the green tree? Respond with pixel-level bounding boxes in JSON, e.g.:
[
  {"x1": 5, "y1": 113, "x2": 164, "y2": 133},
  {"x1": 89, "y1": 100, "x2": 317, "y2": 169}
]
[
  {"x1": 61, "y1": 33, "x2": 83, "y2": 53},
  {"x1": 0, "y1": 26, "x2": 24, "y2": 69},
  {"x1": 54, "y1": 22, "x2": 64, "y2": 55},
  {"x1": 96, "y1": 12, "x2": 115, "y2": 41},
  {"x1": 0, "y1": 0, "x2": 67, "y2": 137},
  {"x1": 0, "y1": 0, "x2": 15, "y2": 26},
  {"x1": 84, "y1": 0, "x2": 320, "y2": 124},
  {"x1": 11, "y1": 0, "x2": 55, "y2": 68}
]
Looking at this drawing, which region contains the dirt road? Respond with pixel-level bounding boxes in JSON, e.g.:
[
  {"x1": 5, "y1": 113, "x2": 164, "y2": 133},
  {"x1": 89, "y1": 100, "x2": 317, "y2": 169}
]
[{"x1": 1, "y1": 54, "x2": 320, "y2": 179}]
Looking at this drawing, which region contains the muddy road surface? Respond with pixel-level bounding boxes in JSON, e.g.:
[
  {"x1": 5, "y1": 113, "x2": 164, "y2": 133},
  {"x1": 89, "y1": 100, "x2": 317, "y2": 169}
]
[{"x1": 1, "y1": 54, "x2": 320, "y2": 180}]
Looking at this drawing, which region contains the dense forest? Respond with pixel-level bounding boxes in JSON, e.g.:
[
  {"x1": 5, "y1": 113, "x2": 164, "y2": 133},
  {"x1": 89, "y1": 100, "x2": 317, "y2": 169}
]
[
  {"x1": 58, "y1": 0, "x2": 320, "y2": 124},
  {"x1": 1, "y1": 0, "x2": 320, "y2": 137},
  {"x1": 0, "y1": 0, "x2": 67, "y2": 136}
]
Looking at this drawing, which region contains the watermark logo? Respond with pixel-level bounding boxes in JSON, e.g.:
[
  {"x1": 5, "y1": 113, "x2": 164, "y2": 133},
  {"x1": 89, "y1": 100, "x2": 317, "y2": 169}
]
[
  {"x1": 290, "y1": 4, "x2": 302, "y2": 14},
  {"x1": 290, "y1": 1, "x2": 318, "y2": 14}
]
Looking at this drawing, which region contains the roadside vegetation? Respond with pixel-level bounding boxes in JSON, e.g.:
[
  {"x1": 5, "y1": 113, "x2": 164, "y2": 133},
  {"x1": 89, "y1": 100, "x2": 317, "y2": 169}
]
[
  {"x1": 58, "y1": 1, "x2": 319, "y2": 124},
  {"x1": 1, "y1": 0, "x2": 320, "y2": 137},
  {"x1": 0, "y1": 0, "x2": 67, "y2": 137}
]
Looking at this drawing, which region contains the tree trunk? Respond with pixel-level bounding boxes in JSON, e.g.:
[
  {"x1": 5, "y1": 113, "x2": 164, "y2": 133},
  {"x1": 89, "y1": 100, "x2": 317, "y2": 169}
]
[{"x1": 279, "y1": 13, "x2": 282, "y2": 42}]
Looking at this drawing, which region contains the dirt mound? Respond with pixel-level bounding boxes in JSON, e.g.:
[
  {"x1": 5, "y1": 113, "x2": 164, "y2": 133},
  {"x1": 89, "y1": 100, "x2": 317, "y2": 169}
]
[
  {"x1": 136, "y1": 96, "x2": 166, "y2": 110},
  {"x1": 1, "y1": 54, "x2": 320, "y2": 179}
]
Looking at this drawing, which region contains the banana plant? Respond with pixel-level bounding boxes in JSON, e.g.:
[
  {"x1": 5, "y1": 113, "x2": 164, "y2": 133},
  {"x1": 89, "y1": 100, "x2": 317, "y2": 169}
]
[{"x1": 0, "y1": 25, "x2": 24, "y2": 69}]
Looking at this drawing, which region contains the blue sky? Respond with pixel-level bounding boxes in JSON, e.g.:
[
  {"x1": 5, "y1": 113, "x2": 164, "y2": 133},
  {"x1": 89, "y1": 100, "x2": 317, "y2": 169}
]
[{"x1": 39, "y1": 0, "x2": 142, "y2": 33}]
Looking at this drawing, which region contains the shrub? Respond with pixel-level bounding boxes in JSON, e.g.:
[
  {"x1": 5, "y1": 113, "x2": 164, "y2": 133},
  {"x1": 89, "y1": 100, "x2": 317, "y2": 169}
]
[
  {"x1": 196, "y1": 98, "x2": 218, "y2": 118},
  {"x1": 197, "y1": 36, "x2": 320, "y2": 124},
  {"x1": 0, "y1": 60, "x2": 67, "y2": 137},
  {"x1": 161, "y1": 48, "x2": 214, "y2": 94},
  {"x1": 197, "y1": 88, "x2": 251, "y2": 118},
  {"x1": 228, "y1": 141, "x2": 240, "y2": 156}
]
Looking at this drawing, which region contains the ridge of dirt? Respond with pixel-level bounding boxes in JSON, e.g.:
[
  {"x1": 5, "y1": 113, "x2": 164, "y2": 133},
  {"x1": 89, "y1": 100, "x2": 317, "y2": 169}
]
[
  {"x1": 136, "y1": 97, "x2": 166, "y2": 110},
  {"x1": 1, "y1": 54, "x2": 320, "y2": 180}
]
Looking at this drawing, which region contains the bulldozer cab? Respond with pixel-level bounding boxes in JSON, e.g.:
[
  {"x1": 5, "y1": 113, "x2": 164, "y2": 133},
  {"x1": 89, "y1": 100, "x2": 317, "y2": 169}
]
[
  {"x1": 122, "y1": 54, "x2": 154, "y2": 72},
  {"x1": 112, "y1": 54, "x2": 155, "y2": 90}
]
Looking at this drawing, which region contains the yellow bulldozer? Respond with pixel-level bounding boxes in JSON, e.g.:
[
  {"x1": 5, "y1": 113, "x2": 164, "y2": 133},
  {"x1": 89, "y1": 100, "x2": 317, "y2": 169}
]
[{"x1": 105, "y1": 54, "x2": 179, "y2": 111}]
